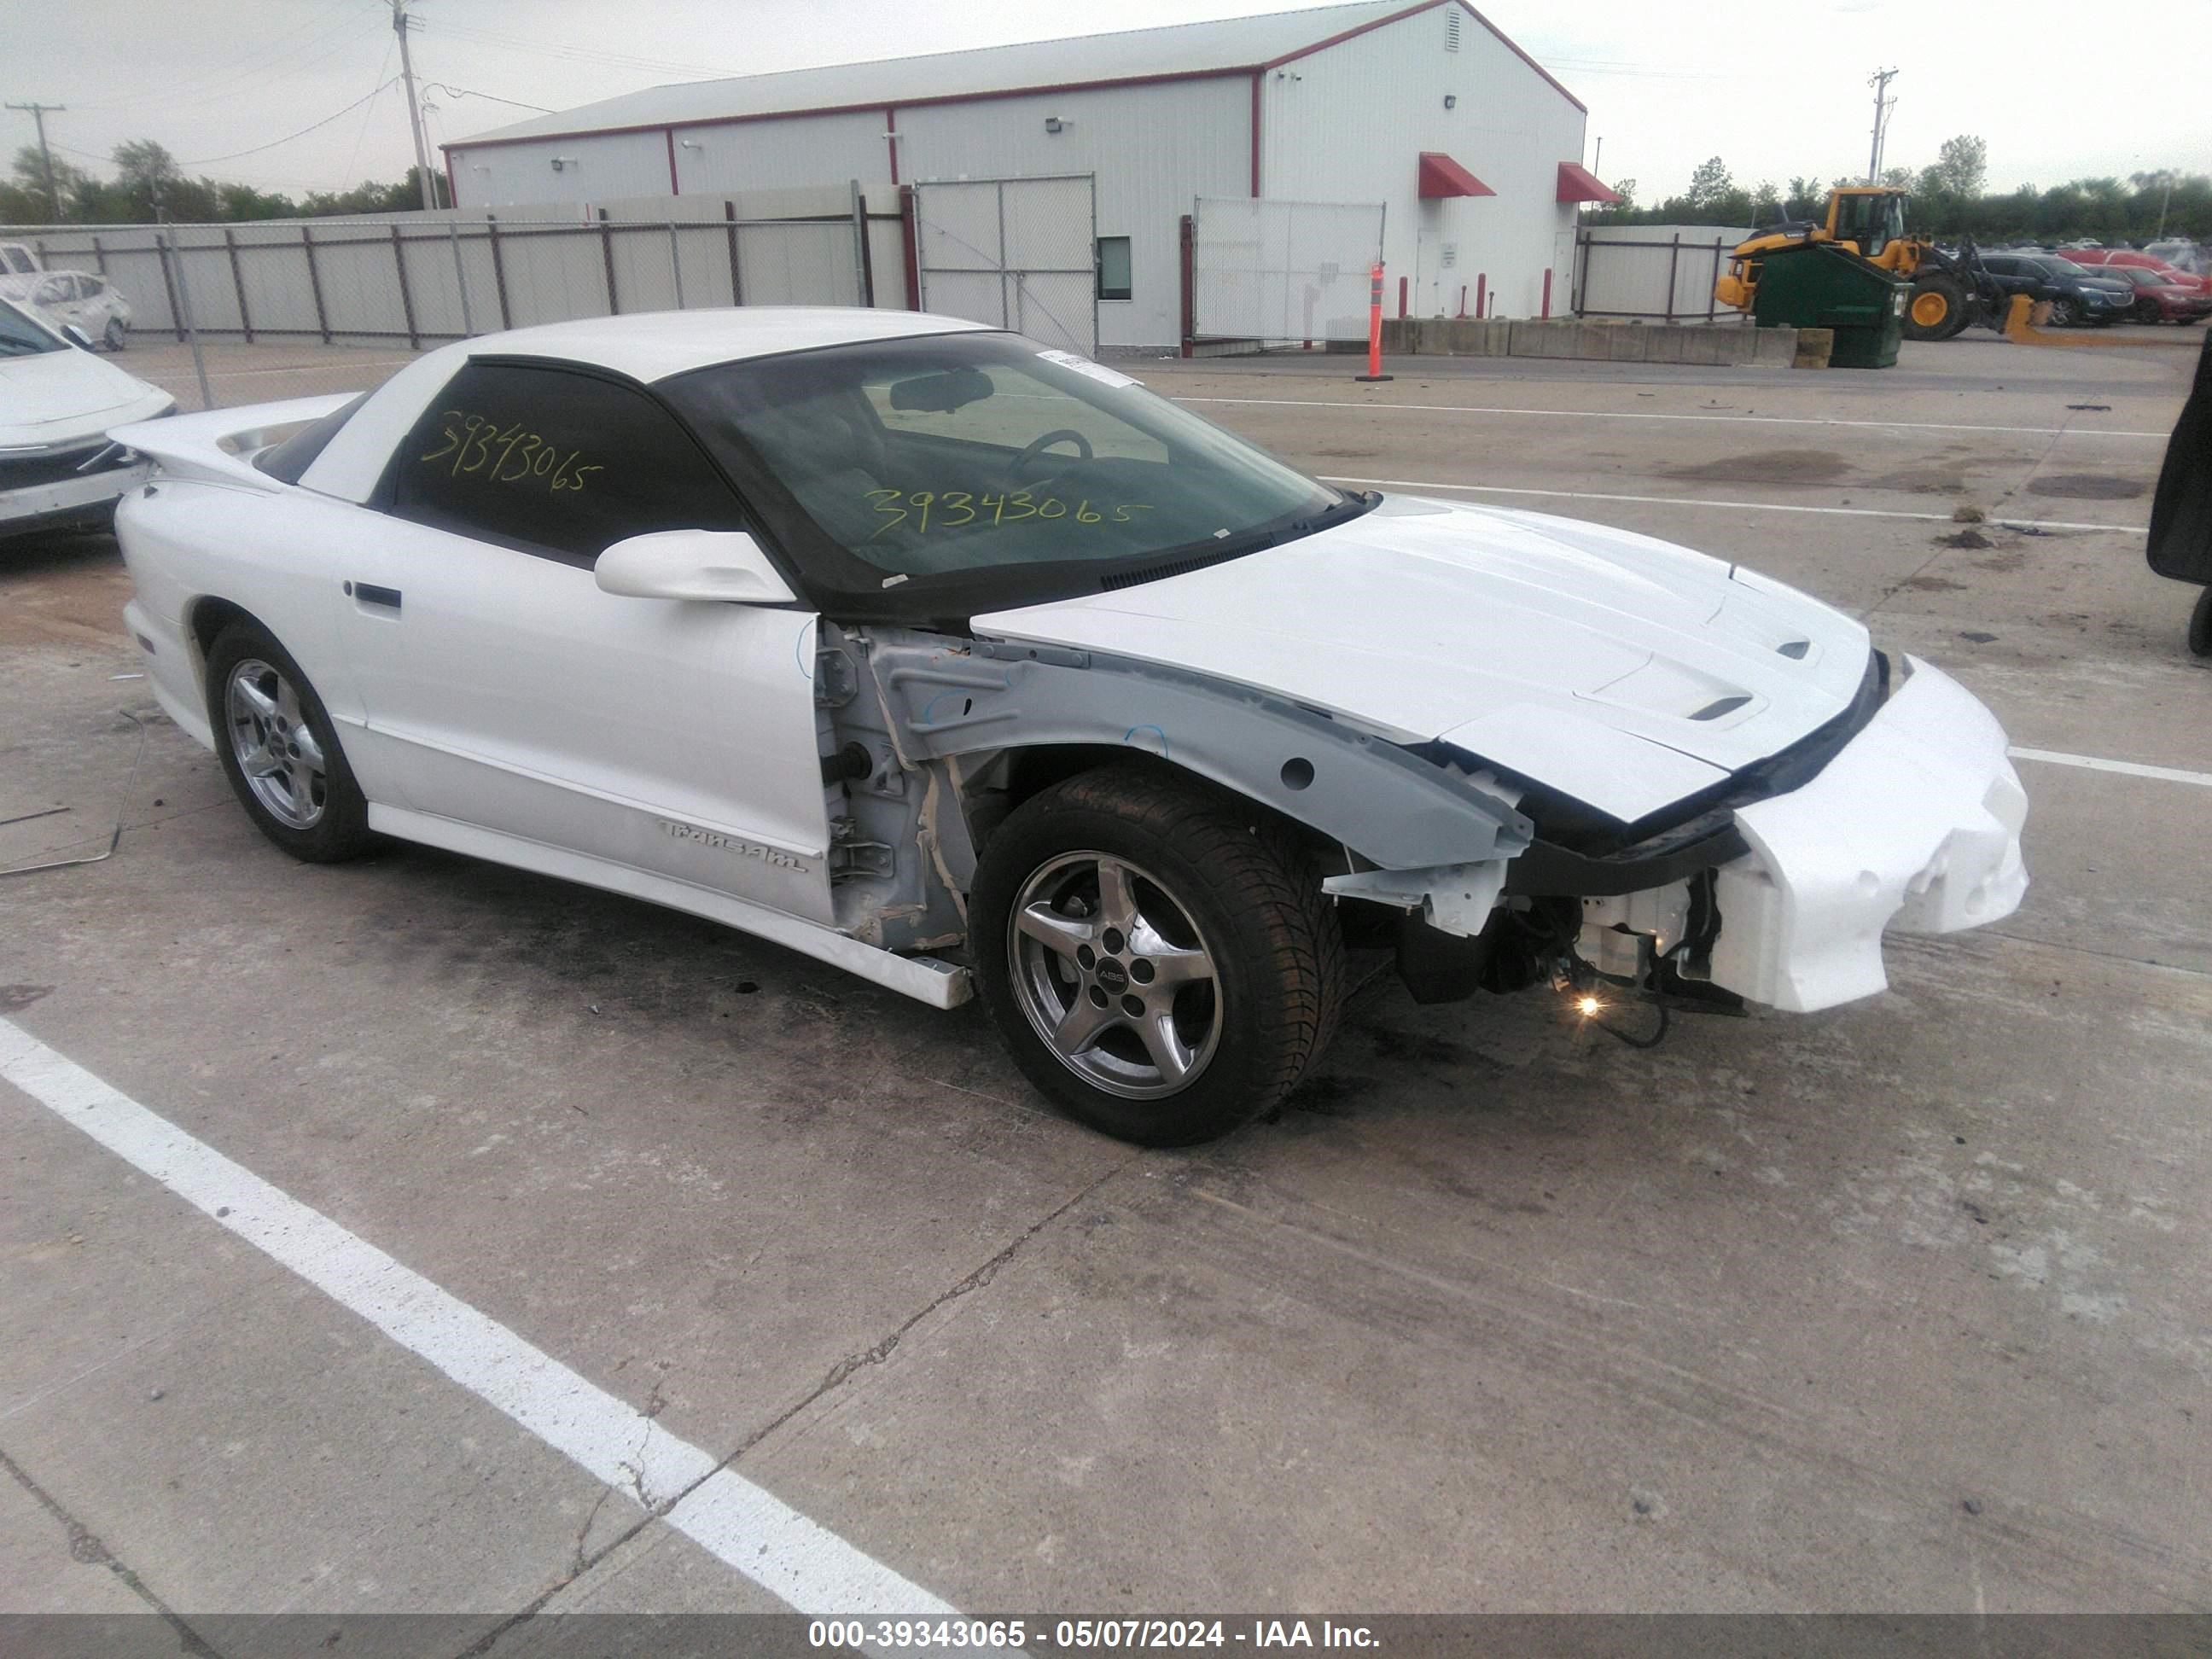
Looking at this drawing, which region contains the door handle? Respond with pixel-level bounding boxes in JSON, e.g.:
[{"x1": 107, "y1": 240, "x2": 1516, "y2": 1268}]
[{"x1": 346, "y1": 581, "x2": 402, "y2": 612}]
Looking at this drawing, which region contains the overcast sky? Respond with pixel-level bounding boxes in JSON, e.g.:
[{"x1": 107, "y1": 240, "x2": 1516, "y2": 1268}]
[{"x1": 10, "y1": 0, "x2": 2209, "y2": 204}]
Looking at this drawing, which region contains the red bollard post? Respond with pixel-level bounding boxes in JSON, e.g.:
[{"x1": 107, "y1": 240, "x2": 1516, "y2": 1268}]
[{"x1": 1356, "y1": 261, "x2": 1392, "y2": 382}]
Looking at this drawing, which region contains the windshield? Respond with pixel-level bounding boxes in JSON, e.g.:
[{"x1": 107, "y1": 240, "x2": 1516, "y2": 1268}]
[
  {"x1": 0, "y1": 298, "x2": 64, "y2": 357},
  {"x1": 662, "y1": 331, "x2": 1349, "y2": 615},
  {"x1": 2040, "y1": 257, "x2": 2091, "y2": 276}
]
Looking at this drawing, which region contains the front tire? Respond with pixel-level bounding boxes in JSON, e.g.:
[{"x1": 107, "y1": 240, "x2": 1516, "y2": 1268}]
[
  {"x1": 2189, "y1": 586, "x2": 2212, "y2": 660},
  {"x1": 2133, "y1": 298, "x2": 2164, "y2": 325},
  {"x1": 971, "y1": 766, "x2": 1344, "y2": 1146},
  {"x1": 1904, "y1": 276, "x2": 1961, "y2": 341},
  {"x1": 205, "y1": 620, "x2": 376, "y2": 862},
  {"x1": 103, "y1": 317, "x2": 126, "y2": 351},
  {"x1": 2048, "y1": 296, "x2": 2080, "y2": 327}
]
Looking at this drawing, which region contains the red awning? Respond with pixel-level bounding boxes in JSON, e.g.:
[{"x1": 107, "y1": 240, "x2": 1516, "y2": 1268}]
[
  {"x1": 1556, "y1": 162, "x2": 1621, "y2": 205},
  {"x1": 1417, "y1": 152, "x2": 1495, "y2": 200}
]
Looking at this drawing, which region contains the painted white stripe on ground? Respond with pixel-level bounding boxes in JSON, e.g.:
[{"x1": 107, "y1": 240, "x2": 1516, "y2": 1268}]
[
  {"x1": 0, "y1": 1016, "x2": 956, "y2": 1618},
  {"x1": 1317, "y1": 474, "x2": 2147, "y2": 535},
  {"x1": 1178, "y1": 395, "x2": 2168, "y2": 440},
  {"x1": 2008, "y1": 748, "x2": 2212, "y2": 789}
]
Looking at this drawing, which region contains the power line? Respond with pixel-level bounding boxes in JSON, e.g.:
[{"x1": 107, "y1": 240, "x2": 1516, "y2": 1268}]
[
  {"x1": 69, "y1": 6, "x2": 386, "y2": 114},
  {"x1": 420, "y1": 82, "x2": 552, "y2": 114},
  {"x1": 180, "y1": 79, "x2": 399, "y2": 165},
  {"x1": 425, "y1": 17, "x2": 746, "y2": 81}
]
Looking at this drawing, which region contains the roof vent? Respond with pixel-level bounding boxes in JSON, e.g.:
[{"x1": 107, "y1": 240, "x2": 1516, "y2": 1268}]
[
  {"x1": 1775, "y1": 638, "x2": 1812, "y2": 659},
  {"x1": 1444, "y1": 9, "x2": 1461, "y2": 50},
  {"x1": 1689, "y1": 695, "x2": 1753, "y2": 722}
]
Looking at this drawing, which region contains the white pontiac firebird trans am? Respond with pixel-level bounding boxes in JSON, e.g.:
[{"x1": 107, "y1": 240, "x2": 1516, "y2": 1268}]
[{"x1": 110, "y1": 308, "x2": 2028, "y2": 1144}]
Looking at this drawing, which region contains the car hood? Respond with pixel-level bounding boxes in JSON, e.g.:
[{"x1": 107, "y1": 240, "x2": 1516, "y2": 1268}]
[
  {"x1": 0, "y1": 341, "x2": 172, "y2": 450},
  {"x1": 972, "y1": 493, "x2": 1873, "y2": 824}
]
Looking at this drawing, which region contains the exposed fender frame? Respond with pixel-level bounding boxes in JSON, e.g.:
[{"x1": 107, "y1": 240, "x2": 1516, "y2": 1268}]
[{"x1": 852, "y1": 630, "x2": 1534, "y2": 873}]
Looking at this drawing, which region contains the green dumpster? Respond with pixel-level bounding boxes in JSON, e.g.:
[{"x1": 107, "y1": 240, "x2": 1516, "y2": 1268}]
[{"x1": 1749, "y1": 242, "x2": 1909, "y2": 369}]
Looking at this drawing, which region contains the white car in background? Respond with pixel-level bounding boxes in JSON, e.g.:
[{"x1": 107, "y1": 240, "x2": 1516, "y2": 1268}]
[
  {"x1": 0, "y1": 297, "x2": 172, "y2": 537},
  {"x1": 109, "y1": 308, "x2": 2028, "y2": 1146},
  {"x1": 0, "y1": 268, "x2": 134, "y2": 351}
]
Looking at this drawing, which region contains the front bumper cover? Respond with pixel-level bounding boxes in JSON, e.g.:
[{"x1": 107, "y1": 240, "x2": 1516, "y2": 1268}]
[{"x1": 1706, "y1": 655, "x2": 2028, "y2": 1011}]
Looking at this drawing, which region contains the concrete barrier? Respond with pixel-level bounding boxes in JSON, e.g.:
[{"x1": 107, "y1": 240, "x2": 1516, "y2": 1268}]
[{"x1": 1379, "y1": 316, "x2": 1801, "y2": 368}]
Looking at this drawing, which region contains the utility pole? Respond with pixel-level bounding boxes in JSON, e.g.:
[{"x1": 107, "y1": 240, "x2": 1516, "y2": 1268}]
[
  {"x1": 6, "y1": 102, "x2": 67, "y2": 221},
  {"x1": 1866, "y1": 67, "x2": 1898, "y2": 185},
  {"x1": 391, "y1": 1, "x2": 438, "y2": 211}
]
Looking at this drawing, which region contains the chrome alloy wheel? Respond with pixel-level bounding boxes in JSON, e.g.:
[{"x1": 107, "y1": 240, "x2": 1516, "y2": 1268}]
[
  {"x1": 1008, "y1": 851, "x2": 1222, "y2": 1099},
  {"x1": 224, "y1": 658, "x2": 327, "y2": 830}
]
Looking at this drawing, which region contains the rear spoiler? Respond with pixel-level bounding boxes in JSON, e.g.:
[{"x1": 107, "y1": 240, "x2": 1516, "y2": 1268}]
[{"x1": 107, "y1": 393, "x2": 359, "y2": 492}]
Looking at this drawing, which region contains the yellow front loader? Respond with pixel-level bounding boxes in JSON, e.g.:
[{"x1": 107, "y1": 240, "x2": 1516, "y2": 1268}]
[{"x1": 1715, "y1": 187, "x2": 2003, "y2": 341}]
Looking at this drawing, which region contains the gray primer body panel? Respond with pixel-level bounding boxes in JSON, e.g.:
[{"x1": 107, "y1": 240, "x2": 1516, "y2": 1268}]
[{"x1": 856, "y1": 632, "x2": 1533, "y2": 871}]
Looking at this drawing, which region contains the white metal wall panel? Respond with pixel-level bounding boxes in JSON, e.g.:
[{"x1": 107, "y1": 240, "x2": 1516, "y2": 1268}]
[
  {"x1": 672, "y1": 111, "x2": 890, "y2": 195},
  {"x1": 1260, "y1": 3, "x2": 1588, "y2": 320},
  {"x1": 897, "y1": 79, "x2": 1247, "y2": 348},
  {"x1": 451, "y1": 131, "x2": 672, "y2": 209},
  {"x1": 1191, "y1": 197, "x2": 1383, "y2": 342}
]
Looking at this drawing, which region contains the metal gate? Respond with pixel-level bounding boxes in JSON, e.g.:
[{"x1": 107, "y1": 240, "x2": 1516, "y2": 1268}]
[
  {"x1": 1190, "y1": 197, "x2": 1385, "y2": 346},
  {"x1": 912, "y1": 174, "x2": 1097, "y2": 354}
]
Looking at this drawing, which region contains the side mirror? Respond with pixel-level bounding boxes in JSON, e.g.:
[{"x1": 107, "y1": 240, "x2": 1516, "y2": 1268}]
[
  {"x1": 61, "y1": 323, "x2": 95, "y2": 351},
  {"x1": 595, "y1": 528, "x2": 796, "y2": 604}
]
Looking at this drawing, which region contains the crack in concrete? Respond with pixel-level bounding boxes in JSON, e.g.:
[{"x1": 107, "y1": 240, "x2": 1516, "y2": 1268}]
[
  {"x1": 448, "y1": 1156, "x2": 1138, "y2": 1656},
  {"x1": 0, "y1": 1441, "x2": 222, "y2": 1656},
  {"x1": 713, "y1": 1152, "x2": 1142, "y2": 1474}
]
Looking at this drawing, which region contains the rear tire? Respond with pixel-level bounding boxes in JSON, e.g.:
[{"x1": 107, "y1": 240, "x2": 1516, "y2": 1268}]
[
  {"x1": 2189, "y1": 586, "x2": 2212, "y2": 660},
  {"x1": 971, "y1": 765, "x2": 1345, "y2": 1146},
  {"x1": 205, "y1": 620, "x2": 377, "y2": 863}
]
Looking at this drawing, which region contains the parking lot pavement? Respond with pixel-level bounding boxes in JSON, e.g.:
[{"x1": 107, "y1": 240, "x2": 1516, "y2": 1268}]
[{"x1": 3, "y1": 335, "x2": 2208, "y2": 1633}]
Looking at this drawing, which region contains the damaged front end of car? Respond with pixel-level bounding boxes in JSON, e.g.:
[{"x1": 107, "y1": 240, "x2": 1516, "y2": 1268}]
[
  {"x1": 808, "y1": 626, "x2": 2026, "y2": 1044},
  {"x1": 1321, "y1": 648, "x2": 2029, "y2": 1033}
]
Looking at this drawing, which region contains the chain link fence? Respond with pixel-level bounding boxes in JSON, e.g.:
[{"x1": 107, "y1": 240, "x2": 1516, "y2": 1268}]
[{"x1": 2, "y1": 184, "x2": 902, "y2": 410}]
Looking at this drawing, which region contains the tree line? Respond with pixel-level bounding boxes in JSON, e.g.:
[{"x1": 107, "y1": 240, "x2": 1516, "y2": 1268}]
[
  {"x1": 0, "y1": 140, "x2": 446, "y2": 226},
  {"x1": 1591, "y1": 136, "x2": 2209, "y2": 246}
]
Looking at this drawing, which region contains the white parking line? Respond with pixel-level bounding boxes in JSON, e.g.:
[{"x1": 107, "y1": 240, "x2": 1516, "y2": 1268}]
[
  {"x1": 2008, "y1": 748, "x2": 2212, "y2": 789},
  {"x1": 0, "y1": 1016, "x2": 957, "y2": 1619},
  {"x1": 1179, "y1": 395, "x2": 2169, "y2": 440},
  {"x1": 1317, "y1": 473, "x2": 2148, "y2": 535}
]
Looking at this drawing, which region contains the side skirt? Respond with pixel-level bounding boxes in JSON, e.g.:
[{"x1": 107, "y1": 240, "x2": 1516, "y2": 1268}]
[{"x1": 365, "y1": 804, "x2": 973, "y2": 1010}]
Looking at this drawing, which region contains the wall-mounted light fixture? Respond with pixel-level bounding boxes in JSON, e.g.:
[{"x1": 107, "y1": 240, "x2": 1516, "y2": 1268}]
[
  {"x1": 678, "y1": 138, "x2": 703, "y2": 150},
  {"x1": 1044, "y1": 116, "x2": 1067, "y2": 133},
  {"x1": 550, "y1": 155, "x2": 577, "y2": 171},
  {"x1": 1442, "y1": 94, "x2": 1458, "y2": 109}
]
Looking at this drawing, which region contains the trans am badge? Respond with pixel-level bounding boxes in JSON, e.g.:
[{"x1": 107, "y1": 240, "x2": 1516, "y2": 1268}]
[{"x1": 655, "y1": 817, "x2": 808, "y2": 871}]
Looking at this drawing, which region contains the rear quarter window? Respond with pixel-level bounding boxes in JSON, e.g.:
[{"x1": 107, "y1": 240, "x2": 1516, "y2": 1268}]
[{"x1": 381, "y1": 360, "x2": 748, "y2": 564}]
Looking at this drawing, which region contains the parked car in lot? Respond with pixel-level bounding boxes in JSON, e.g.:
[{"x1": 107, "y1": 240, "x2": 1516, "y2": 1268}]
[
  {"x1": 1978, "y1": 252, "x2": 2133, "y2": 325},
  {"x1": 110, "y1": 309, "x2": 2029, "y2": 1144},
  {"x1": 0, "y1": 297, "x2": 172, "y2": 538},
  {"x1": 2095, "y1": 264, "x2": 2212, "y2": 324},
  {"x1": 0, "y1": 268, "x2": 133, "y2": 350},
  {"x1": 2142, "y1": 241, "x2": 2209, "y2": 280},
  {"x1": 2060, "y1": 246, "x2": 2211, "y2": 296}
]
